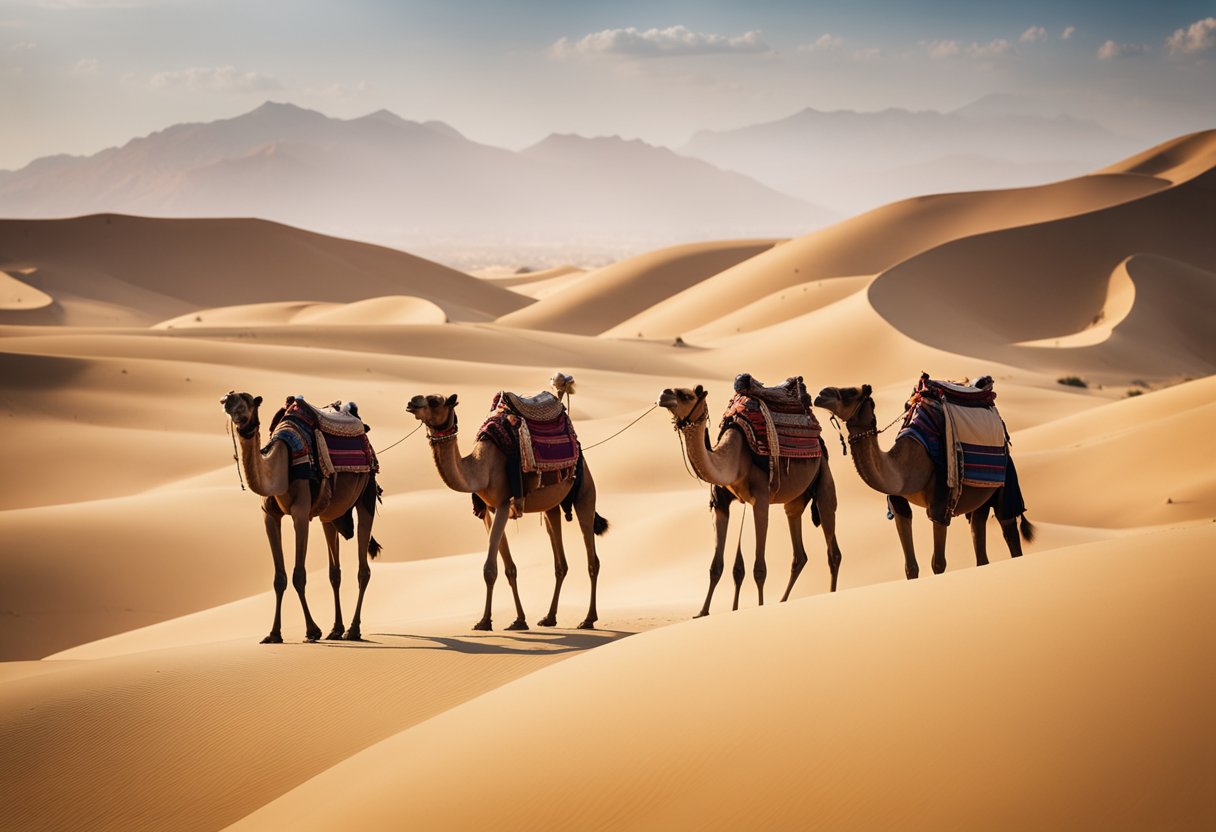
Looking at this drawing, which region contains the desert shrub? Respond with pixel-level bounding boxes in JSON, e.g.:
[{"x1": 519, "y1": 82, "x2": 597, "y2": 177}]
[
  {"x1": 1057, "y1": 376, "x2": 1088, "y2": 388},
  {"x1": 1126, "y1": 388, "x2": 1144, "y2": 397}
]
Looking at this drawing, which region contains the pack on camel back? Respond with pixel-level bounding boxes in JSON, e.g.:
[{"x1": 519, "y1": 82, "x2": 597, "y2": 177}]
[
  {"x1": 896, "y1": 373, "x2": 1022, "y2": 524},
  {"x1": 472, "y1": 372, "x2": 584, "y2": 519},
  {"x1": 266, "y1": 395, "x2": 379, "y2": 518},
  {"x1": 719, "y1": 373, "x2": 824, "y2": 485}
]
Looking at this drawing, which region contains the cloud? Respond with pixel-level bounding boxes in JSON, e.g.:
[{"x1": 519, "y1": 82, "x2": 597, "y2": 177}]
[
  {"x1": 10, "y1": 40, "x2": 36, "y2": 50},
  {"x1": 1097, "y1": 40, "x2": 1150, "y2": 60},
  {"x1": 71, "y1": 57, "x2": 98, "y2": 74},
  {"x1": 1020, "y1": 26, "x2": 1046, "y2": 44},
  {"x1": 1166, "y1": 17, "x2": 1216, "y2": 56},
  {"x1": 150, "y1": 65, "x2": 282, "y2": 92},
  {"x1": 551, "y1": 25, "x2": 769, "y2": 59},
  {"x1": 926, "y1": 38, "x2": 1012, "y2": 59},
  {"x1": 1061, "y1": 26, "x2": 1076, "y2": 40},
  {"x1": 798, "y1": 33, "x2": 844, "y2": 52}
]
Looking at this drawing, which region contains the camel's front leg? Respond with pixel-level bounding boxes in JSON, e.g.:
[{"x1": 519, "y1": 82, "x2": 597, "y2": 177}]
[
  {"x1": 261, "y1": 500, "x2": 288, "y2": 644},
  {"x1": 752, "y1": 498, "x2": 770, "y2": 605},
  {"x1": 889, "y1": 496, "x2": 919, "y2": 579},
  {"x1": 289, "y1": 487, "x2": 322, "y2": 642},
  {"x1": 322, "y1": 521, "x2": 345, "y2": 640},
  {"x1": 930, "y1": 520, "x2": 949, "y2": 575},
  {"x1": 346, "y1": 497, "x2": 374, "y2": 641},
  {"x1": 969, "y1": 503, "x2": 991, "y2": 567},
  {"x1": 484, "y1": 511, "x2": 527, "y2": 630},
  {"x1": 537, "y1": 507, "x2": 566, "y2": 628},
  {"x1": 475, "y1": 503, "x2": 511, "y2": 631},
  {"x1": 696, "y1": 500, "x2": 731, "y2": 618}
]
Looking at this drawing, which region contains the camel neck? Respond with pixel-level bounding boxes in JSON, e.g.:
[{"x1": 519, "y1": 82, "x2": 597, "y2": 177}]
[
  {"x1": 679, "y1": 416, "x2": 738, "y2": 486},
  {"x1": 428, "y1": 429, "x2": 484, "y2": 494},
  {"x1": 844, "y1": 401, "x2": 908, "y2": 495},
  {"x1": 234, "y1": 423, "x2": 287, "y2": 497}
]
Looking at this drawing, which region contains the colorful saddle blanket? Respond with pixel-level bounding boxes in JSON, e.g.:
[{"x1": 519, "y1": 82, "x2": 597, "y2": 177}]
[
  {"x1": 267, "y1": 396, "x2": 378, "y2": 481},
  {"x1": 898, "y1": 375, "x2": 1006, "y2": 489},
  {"x1": 477, "y1": 390, "x2": 580, "y2": 475},
  {"x1": 720, "y1": 375, "x2": 822, "y2": 461}
]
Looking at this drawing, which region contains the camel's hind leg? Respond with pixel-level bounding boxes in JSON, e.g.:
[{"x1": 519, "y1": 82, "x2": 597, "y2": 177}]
[
  {"x1": 752, "y1": 496, "x2": 771, "y2": 606},
  {"x1": 573, "y1": 478, "x2": 603, "y2": 630},
  {"x1": 806, "y1": 461, "x2": 842, "y2": 594},
  {"x1": 261, "y1": 499, "x2": 289, "y2": 644},
  {"x1": 969, "y1": 502, "x2": 992, "y2": 567},
  {"x1": 346, "y1": 497, "x2": 374, "y2": 641},
  {"x1": 322, "y1": 521, "x2": 346, "y2": 640},
  {"x1": 483, "y1": 511, "x2": 527, "y2": 630},
  {"x1": 930, "y1": 520, "x2": 949, "y2": 575},
  {"x1": 537, "y1": 506, "x2": 567, "y2": 628},
  {"x1": 780, "y1": 495, "x2": 811, "y2": 602},
  {"x1": 698, "y1": 499, "x2": 731, "y2": 618}
]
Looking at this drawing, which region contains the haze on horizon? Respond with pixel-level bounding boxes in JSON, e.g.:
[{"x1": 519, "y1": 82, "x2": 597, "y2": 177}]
[{"x1": 2, "y1": 0, "x2": 1214, "y2": 173}]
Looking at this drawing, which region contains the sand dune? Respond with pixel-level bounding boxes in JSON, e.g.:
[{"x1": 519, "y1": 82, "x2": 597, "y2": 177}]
[{"x1": 2, "y1": 130, "x2": 1214, "y2": 831}]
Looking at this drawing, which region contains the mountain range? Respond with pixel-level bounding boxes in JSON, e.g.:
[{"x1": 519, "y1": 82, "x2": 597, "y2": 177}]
[{"x1": 0, "y1": 102, "x2": 832, "y2": 263}]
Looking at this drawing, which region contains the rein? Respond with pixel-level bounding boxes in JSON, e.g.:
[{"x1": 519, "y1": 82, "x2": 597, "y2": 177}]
[
  {"x1": 426, "y1": 410, "x2": 460, "y2": 444},
  {"x1": 581, "y1": 404, "x2": 659, "y2": 451},
  {"x1": 226, "y1": 419, "x2": 246, "y2": 491},
  {"x1": 829, "y1": 395, "x2": 905, "y2": 456},
  {"x1": 376, "y1": 422, "x2": 422, "y2": 455},
  {"x1": 672, "y1": 392, "x2": 710, "y2": 481}
]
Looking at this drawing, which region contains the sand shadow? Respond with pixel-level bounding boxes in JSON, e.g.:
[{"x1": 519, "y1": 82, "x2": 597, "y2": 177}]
[{"x1": 315, "y1": 628, "x2": 634, "y2": 656}]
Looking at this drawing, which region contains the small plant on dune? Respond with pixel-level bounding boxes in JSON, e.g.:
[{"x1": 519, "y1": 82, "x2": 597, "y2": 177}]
[
  {"x1": 1057, "y1": 376, "x2": 1088, "y2": 388},
  {"x1": 1126, "y1": 388, "x2": 1144, "y2": 397}
]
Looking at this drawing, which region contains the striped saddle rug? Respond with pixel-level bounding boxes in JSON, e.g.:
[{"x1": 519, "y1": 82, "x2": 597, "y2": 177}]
[
  {"x1": 720, "y1": 374, "x2": 822, "y2": 461},
  {"x1": 267, "y1": 396, "x2": 378, "y2": 481},
  {"x1": 898, "y1": 374, "x2": 1006, "y2": 489},
  {"x1": 477, "y1": 390, "x2": 580, "y2": 475}
]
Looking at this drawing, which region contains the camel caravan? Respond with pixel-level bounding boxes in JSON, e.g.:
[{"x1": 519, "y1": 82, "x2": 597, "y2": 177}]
[{"x1": 223, "y1": 370, "x2": 1033, "y2": 642}]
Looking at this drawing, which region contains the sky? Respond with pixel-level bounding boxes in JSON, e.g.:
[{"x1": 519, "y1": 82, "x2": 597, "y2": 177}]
[{"x1": 1, "y1": 0, "x2": 1214, "y2": 170}]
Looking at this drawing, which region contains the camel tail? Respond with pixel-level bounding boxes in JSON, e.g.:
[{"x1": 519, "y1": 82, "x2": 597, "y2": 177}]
[
  {"x1": 369, "y1": 536, "x2": 382, "y2": 559},
  {"x1": 594, "y1": 513, "x2": 610, "y2": 536},
  {"x1": 810, "y1": 499, "x2": 822, "y2": 528},
  {"x1": 1019, "y1": 515, "x2": 1036, "y2": 544}
]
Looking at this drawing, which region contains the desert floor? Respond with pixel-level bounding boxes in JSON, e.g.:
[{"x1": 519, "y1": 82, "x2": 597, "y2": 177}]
[{"x1": 2, "y1": 131, "x2": 1214, "y2": 831}]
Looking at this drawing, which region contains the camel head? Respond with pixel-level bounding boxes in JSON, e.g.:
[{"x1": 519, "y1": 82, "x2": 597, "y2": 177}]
[
  {"x1": 222, "y1": 391, "x2": 263, "y2": 436},
  {"x1": 813, "y1": 385, "x2": 874, "y2": 425},
  {"x1": 406, "y1": 393, "x2": 459, "y2": 434},
  {"x1": 659, "y1": 384, "x2": 709, "y2": 427}
]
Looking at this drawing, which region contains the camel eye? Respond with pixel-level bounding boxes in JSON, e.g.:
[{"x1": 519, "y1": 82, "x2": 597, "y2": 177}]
[{"x1": 679, "y1": 392, "x2": 692, "y2": 401}]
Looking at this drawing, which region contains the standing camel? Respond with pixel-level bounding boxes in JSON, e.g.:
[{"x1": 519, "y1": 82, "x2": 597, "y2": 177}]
[
  {"x1": 813, "y1": 384, "x2": 1033, "y2": 578},
  {"x1": 222, "y1": 392, "x2": 380, "y2": 643},
  {"x1": 406, "y1": 392, "x2": 608, "y2": 631},
  {"x1": 658, "y1": 384, "x2": 842, "y2": 617}
]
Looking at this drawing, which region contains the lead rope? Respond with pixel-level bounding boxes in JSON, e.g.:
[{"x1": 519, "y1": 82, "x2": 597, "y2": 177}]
[
  {"x1": 227, "y1": 419, "x2": 246, "y2": 491},
  {"x1": 582, "y1": 404, "x2": 659, "y2": 451},
  {"x1": 375, "y1": 422, "x2": 422, "y2": 455}
]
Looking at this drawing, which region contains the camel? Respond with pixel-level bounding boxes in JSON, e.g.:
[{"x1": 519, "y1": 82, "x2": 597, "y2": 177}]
[
  {"x1": 406, "y1": 392, "x2": 608, "y2": 631},
  {"x1": 813, "y1": 384, "x2": 1033, "y2": 578},
  {"x1": 222, "y1": 392, "x2": 380, "y2": 644},
  {"x1": 658, "y1": 384, "x2": 842, "y2": 617}
]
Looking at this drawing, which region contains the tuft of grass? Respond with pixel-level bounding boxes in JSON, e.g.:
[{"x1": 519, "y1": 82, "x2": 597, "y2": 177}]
[
  {"x1": 1057, "y1": 376, "x2": 1088, "y2": 388},
  {"x1": 1126, "y1": 388, "x2": 1144, "y2": 397}
]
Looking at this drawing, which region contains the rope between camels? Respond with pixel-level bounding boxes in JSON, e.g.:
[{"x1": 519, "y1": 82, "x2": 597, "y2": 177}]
[
  {"x1": 581, "y1": 404, "x2": 659, "y2": 451},
  {"x1": 375, "y1": 422, "x2": 422, "y2": 455}
]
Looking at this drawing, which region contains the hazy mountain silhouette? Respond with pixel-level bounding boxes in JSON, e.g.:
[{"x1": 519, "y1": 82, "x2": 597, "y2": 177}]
[
  {"x1": 680, "y1": 98, "x2": 1144, "y2": 215},
  {"x1": 0, "y1": 102, "x2": 834, "y2": 260}
]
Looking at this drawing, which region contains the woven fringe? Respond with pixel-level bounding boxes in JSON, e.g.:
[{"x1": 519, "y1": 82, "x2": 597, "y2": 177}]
[
  {"x1": 757, "y1": 398, "x2": 781, "y2": 486},
  {"x1": 315, "y1": 429, "x2": 336, "y2": 479}
]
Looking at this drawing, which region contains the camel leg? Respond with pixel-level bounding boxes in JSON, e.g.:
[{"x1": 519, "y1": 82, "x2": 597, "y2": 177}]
[
  {"x1": 346, "y1": 499, "x2": 374, "y2": 641},
  {"x1": 483, "y1": 511, "x2": 527, "y2": 631},
  {"x1": 891, "y1": 499, "x2": 919, "y2": 580},
  {"x1": 322, "y1": 521, "x2": 346, "y2": 640},
  {"x1": 969, "y1": 503, "x2": 991, "y2": 567},
  {"x1": 752, "y1": 498, "x2": 770, "y2": 606},
  {"x1": 815, "y1": 462, "x2": 843, "y2": 593},
  {"x1": 289, "y1": 491, "x2": 323, "y2": 642},
  {"x1": 780, "y1": 498, "x2": 810, "y2": 602},
  {"x1": 930, "y1": 521, "x2": 949, "y2": 575},
  {"x1": 475, "y1": 503, "x2": 511, "y2": 631},
  {"x1": 697, "y1": 501, "x2": 731, "y2": 618},
  {"x1": 731, "y1": 533, "x2": 745, "y2": 612},
  {"x1": 261, "y1": 501, "x2": 288, "y2": 644},
  {"x1": 537, "y1": 507, "x2": 567, "y2": 628},
  {"x1": 998, "y1": 513, "x2": 1025, "y2": 559},
  {"x1": 574, "y1": 490, "x2": 601, "y2": 630}
]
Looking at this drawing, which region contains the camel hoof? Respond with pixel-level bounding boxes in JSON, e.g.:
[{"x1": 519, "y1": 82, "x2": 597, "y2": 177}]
[
  {"x1": 326, "y1": 628, "x2": 345, "y2": 641},
  {"x1": 577, "y1": 619, "x2": 596, "y2": 630},
  {"x1": 260, "y1": 633, "x2": 283, "y2": 644},
  {"x1": 506, "y1": 619, "x2": 529, "y2": 631},
  {"x1": 344, "y1": 630, "x2": 365, "y2": 642},
  {"x1": 537, "y1": 616, "x2": 557, "y2": 627},
  {"x1": 472, "y1": 620, "x2": 492, "y2": 631},
  {"x1": 693, "y1": 611, "x2": 709, "y2": 619}
]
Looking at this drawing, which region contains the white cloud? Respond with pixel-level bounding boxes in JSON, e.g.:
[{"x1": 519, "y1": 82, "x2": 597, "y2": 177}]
[
  {"x1": 926, "y1": 38, "x2": 1012, "y2": 59},
  {"x1": 1020, "y1": 26, "x2": 1046, "y2": 44},
  {"x1": 798, "y1": 33, "x2": 844, "y2": 52},
  {"x1": 71, "y1": 57, "x2": 98, "y2": 74},
  {"x1": 1097, "y1": 40, "x2": 1150, "y2": 60},
  {"x1": 551, "y1": 25, "x2": 769, "y2": 59},
  {"x1": 1061, "y1": 26, "x2": 1076, "y2": 41},
  {"x1": 853, "y1": 47, "x2": 882, "y2": 61},
  {"x1": 1166, "y1": 17, "x2": 1216, "y2": 56},
  {"x1": 150, "y1": 65, "x2": 282, "y2": 92}
]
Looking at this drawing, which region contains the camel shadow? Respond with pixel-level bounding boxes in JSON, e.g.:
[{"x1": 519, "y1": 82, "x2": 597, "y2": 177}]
[{"x1": 316, "y1": 628, "x2": 633, "y2": 656}]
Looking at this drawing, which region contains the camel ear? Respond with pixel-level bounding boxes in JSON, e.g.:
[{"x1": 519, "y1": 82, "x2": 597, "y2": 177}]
[
  {"x1": 694, "y1": 384, "x2": 705, "y2": 397},
  {"x1": 253, "y1": 395, "x2": 263, "y2": 407},
  {"x1": 861, "y1": 384, "x2": 872, "y2": 398},
  {"x1": 445, "y1": 394, "x2": 458, "y2": 408}
]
